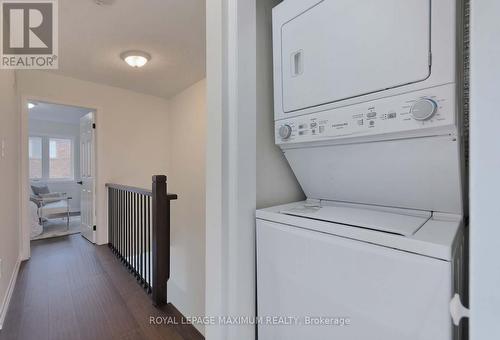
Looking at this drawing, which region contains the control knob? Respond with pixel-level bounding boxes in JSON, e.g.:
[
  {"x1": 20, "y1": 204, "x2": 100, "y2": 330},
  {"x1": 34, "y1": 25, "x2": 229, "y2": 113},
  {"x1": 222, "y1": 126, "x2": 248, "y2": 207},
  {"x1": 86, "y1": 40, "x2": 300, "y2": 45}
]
[
  {"x1": 278, "y1": 124, "x2": 292, "y2": 139},
  {"x1": 410, "y1": 98, "x2": 438, "y2": 121}
]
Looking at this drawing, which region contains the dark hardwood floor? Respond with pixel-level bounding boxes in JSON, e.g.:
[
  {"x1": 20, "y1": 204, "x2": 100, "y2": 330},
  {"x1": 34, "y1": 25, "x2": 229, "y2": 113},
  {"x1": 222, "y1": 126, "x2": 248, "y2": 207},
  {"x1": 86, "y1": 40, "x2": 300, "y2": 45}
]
[{"x1": 0, "y1": 235, "x2": 204, "y2": 340}]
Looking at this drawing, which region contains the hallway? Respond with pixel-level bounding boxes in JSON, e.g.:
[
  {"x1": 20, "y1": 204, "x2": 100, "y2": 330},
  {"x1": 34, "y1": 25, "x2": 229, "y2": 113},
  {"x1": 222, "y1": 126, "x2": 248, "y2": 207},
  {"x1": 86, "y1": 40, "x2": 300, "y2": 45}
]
[{"x1": 0, "y1": 235, "x2": 203, "y2": 340}]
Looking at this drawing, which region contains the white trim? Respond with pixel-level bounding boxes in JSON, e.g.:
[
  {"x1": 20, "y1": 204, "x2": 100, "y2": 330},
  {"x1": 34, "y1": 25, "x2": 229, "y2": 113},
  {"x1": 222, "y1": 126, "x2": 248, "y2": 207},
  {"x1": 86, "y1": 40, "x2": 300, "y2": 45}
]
[
  {"x1": 205, "y1": 0, "x2": 223, "y2": 338},
  {"x1": 205, "y1": 1, "x2": 225, "y2": 338},
  {"x1": 205, "y1": 0, "x2": 256, "y2": 339},
  {"x1": 0, "y1": 258, "x2": 21, "y2": 330},
  {"x1": 20, "y1": 95, "x2": 100, "y2": 259}
]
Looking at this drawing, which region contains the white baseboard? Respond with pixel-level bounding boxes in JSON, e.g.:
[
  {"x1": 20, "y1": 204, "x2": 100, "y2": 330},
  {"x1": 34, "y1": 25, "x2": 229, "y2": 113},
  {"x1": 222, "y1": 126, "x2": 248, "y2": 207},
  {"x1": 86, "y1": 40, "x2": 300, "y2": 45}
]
[{"x1": 0, "y1": 258, "x2": 21, "y2": 330}]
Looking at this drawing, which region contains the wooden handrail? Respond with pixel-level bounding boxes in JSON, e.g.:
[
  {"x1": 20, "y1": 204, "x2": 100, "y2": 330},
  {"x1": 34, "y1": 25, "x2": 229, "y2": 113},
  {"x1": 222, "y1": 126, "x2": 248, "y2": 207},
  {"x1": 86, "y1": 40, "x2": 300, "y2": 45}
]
[{"x1": 105, "y1": 182, "x2": 178, "y2": 200}]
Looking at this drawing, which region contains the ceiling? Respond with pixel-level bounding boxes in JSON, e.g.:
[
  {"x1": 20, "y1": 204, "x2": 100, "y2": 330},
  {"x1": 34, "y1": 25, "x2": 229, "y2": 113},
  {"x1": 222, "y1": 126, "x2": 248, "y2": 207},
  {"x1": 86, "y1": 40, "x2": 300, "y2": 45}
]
[
  {"x1": 29, "y1": 101, "x2": 92, "y2": 124},
  {"x1": 50, "y1": 0, "x2": 206, "y2": 99}
]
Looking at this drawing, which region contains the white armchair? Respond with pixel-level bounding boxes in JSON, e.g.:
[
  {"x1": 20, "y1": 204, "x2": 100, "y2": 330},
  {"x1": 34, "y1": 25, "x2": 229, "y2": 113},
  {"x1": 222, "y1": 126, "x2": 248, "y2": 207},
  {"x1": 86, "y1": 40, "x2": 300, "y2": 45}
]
[{"x1": 30, "y1": 185, "x2": 72, "y2": 230}]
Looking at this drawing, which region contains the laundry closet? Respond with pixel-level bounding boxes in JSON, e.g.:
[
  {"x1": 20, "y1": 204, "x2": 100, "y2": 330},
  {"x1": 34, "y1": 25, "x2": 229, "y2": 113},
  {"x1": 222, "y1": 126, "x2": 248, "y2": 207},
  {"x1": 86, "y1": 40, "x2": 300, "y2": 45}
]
[{"x1": 255, "y1": 0, "x2": 469, "y2": 339}]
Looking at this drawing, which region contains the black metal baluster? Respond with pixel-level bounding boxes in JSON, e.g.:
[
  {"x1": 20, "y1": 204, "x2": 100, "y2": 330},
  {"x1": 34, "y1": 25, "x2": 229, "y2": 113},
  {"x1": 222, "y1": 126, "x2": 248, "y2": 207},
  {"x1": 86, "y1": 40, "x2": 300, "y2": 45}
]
[
  {"x1": 108, "y1": 189, "x2": 111, "y2": 248},
  {"x1": 119, "y1": 190, "x2": 122, "y2": 260},
  {"x1": 143, "y1": 194, "x2": 146, "y2": 285},
  {"x1": 115, "y1": 189, "x2": 117, "y2": 253},
  {"x1": 127, "y1": 191, "x2": 130, "y2": 268},
  {"x1": 146, "y1": 195, "x2": 149, "y2": 290},
  {"x1": 127, "y1": 191, "x2": 129, "y2": 264},
  {"x1": 120, "y1": 190, "x2": 123, "y2": 259},
  {"x1": 118, "y1": 190, "x2": 121, "y2": 257},
  {"x1": 123, "y1": 190, "x2": 126, "y2": 262},
  {"x1": 137, "y1": 193, "x2": 140, "y2": 279},
  {"x1": 116, "y1": 189, "x2": 118, "y2": 252},
  {"x1": 128, "y1": 192, "x2": 134, "y2": 273},
  {"x1": 131, "y1": 192, "x2": 134, "y2": 271},
  {"x1": 130, "y1": 192, "x2": 133, "y2": 270},
  {"x1": 109, "y1": 188, "x2": 112, "y2": 250},
  {"x1": 138, "y1": 194, "x2": 144, "y2": 284},
  {"x1": 141, "y1": 195, "x2": 147, "y2": 287},
  {"x1": 113, "y1": 189, "x2": 115, "y2": 250},
  {"x1": 124, "y1": 191, "x2": 127, "y2": 264},
  {"x1": 126, "y1": 191, "x2": 130, "y2": 267},
  {"x1": 119, "y1": 189, "x2": 121, "y2": 255},
  {"x1": 131, "y1": 192, "x2": 134, "y2": 272},
  {"x1": 138, "y1": 193, "x2": 141, "y2": 280},
  {"x1": 147, "y1": 196, "x2": 151, "y2": 293},
  {"x1": 122, "y1": 190, "x2": 125, "y2": 263},
  {"x1": 134, "y1": 192, "x2": 137, "y2": 276},
  {"x1": 111, "y1": 188, "x2": 116, "y2": 252},
  {"x1": 136, "y1": 193, "x2": 139, "y2": 279},
  {"x1": 113, "y1": 188, "x2": 115, "y2": 252},
  {"x1": 132, "y1": 192, "x2": 135, "y2": 274}
]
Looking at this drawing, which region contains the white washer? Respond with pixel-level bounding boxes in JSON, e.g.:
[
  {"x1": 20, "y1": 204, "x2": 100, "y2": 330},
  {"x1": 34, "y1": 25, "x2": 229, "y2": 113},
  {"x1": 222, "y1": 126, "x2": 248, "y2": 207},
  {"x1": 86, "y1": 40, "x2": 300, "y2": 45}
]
[{"x1": 257, "y1": 201, "x2": 465, "y2": 340}]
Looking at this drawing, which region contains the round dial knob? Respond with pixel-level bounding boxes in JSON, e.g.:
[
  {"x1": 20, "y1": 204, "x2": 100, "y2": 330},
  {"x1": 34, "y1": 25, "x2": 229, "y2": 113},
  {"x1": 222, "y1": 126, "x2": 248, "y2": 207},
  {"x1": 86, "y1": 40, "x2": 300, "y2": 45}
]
[
  {"x1": 410, "y1": 98, "x2": 438, "y2": 121},
  {"x1": 278, "y1": 124, "x2": 292, "y2": 139}
]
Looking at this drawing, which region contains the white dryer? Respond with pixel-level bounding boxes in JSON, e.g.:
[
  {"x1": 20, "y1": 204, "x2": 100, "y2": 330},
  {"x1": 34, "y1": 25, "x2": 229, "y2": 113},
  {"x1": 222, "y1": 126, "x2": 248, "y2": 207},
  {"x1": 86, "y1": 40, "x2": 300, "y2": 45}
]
[{"x1": 257, "y1": 0, "x2": 466, "y2": 339}]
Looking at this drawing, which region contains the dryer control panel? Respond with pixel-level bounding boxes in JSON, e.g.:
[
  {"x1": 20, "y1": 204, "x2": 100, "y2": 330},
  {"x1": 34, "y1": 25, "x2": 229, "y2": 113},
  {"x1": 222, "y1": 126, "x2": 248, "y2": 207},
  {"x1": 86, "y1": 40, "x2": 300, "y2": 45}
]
[{"x1": 275, "y1": 84, "x2": 456, "y2": 145}]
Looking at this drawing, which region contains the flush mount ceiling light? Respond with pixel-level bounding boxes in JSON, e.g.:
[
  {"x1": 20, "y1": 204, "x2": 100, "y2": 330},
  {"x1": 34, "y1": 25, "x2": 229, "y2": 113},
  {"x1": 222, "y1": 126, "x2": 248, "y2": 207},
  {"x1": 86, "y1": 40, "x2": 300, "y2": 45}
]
[
  {"x1": 27, "y1": 102, "x2": 37, "y2": 109},
  {"x1": 120, "y1": 51, "x2": 151, "y2": 68}
]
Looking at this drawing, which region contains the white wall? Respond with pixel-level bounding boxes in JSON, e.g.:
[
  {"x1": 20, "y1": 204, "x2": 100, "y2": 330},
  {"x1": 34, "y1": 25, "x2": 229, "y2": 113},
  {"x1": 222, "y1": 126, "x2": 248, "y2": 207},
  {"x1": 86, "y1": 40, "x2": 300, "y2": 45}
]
[
  {"x1": 0, "y1": 70, "x2": 20, "y2": 328},
  {"x1": 167, "y1": 79, "x2": 206, "y2": 335},
  {"x1": 256, "y1": 0, "x2": 304, "y2": 209},
  {"x1": 469, "y1": 1, "x2": 500, "y2": 338},
  {"x1": 29, "y1": 119, "x2": 83, "y2": 212},
  {"x1": 16, "y1": 71, "x2": 171, "y2": 247}
]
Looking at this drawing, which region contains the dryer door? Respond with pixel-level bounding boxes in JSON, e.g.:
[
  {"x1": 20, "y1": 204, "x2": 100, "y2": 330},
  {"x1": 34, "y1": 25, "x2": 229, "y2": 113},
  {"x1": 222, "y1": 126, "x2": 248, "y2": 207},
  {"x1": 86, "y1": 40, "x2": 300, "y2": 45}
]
[{"x1": 280, "y1": 0, "x2": 431, "y2": 113}]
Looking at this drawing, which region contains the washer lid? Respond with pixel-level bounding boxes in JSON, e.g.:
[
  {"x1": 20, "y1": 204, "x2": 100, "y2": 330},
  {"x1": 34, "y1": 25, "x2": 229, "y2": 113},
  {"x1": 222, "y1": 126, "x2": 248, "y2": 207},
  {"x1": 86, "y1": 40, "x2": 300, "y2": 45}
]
[
  {"x1": 257, "y1": 201, "x2": 462, "y2": 260},
  {"x1": 281, "y1": 204, "x2": 431, "y2": 236}
]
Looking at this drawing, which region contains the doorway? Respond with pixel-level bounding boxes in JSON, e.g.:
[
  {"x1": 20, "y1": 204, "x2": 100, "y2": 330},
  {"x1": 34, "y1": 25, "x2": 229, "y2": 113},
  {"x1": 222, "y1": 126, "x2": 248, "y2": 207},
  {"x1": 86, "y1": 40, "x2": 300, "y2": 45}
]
[{"x1": 21, "y1": 99, "x2": 97, "y2": 256}]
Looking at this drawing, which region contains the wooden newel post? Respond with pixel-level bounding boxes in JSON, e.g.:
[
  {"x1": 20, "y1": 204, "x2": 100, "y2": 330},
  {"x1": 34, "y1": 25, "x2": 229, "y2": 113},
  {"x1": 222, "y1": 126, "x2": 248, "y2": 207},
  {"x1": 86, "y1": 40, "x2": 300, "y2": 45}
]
[{"x1": 152, "y1": 175, "x2": 169, "y2": 306}]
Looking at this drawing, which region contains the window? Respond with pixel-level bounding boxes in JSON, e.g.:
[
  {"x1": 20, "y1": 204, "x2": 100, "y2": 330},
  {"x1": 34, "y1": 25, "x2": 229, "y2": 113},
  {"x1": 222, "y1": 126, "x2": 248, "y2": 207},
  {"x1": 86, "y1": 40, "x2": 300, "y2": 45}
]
[
  {"x1": 29, "y1": 137, "x2": 42, "y2": 179},
  {"x1": 49, "y1": 138, "x2": 73, "y2": 179},
  {"x1": 29, "y1": 136, "x2": 74, "y2": 180},
  {"x1": 49, "y1": 139, "x2": 58, "y2": 159}
]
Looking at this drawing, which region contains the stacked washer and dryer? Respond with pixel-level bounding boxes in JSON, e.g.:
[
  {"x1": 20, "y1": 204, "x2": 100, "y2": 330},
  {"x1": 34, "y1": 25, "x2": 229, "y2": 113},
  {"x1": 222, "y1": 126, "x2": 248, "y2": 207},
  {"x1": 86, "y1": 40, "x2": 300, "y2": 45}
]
[{"x1": 256, "y1": 0, "x2": 467, "y2": 339}]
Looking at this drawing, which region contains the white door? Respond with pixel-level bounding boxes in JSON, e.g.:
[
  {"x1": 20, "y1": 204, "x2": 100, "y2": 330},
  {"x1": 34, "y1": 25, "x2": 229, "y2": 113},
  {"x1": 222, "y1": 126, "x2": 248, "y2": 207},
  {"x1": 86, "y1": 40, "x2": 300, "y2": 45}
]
[{"x1": 80, "y1": 112, "x2": 96, "y2": 243}]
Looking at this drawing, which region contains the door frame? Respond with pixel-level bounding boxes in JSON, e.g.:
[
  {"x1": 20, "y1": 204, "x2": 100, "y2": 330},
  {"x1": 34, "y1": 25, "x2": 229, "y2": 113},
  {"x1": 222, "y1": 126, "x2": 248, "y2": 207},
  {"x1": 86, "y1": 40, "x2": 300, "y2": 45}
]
[{"x1": 19, "y1": 95, "x2": 100, "y2": 260}]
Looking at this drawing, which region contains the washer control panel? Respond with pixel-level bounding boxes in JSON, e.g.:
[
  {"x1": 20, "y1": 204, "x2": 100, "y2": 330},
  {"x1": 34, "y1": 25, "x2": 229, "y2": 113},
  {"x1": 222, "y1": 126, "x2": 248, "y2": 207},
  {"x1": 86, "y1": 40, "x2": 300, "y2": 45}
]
[{"x1": 276, "y1": 85, "x2": 456, "y2": 145}]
